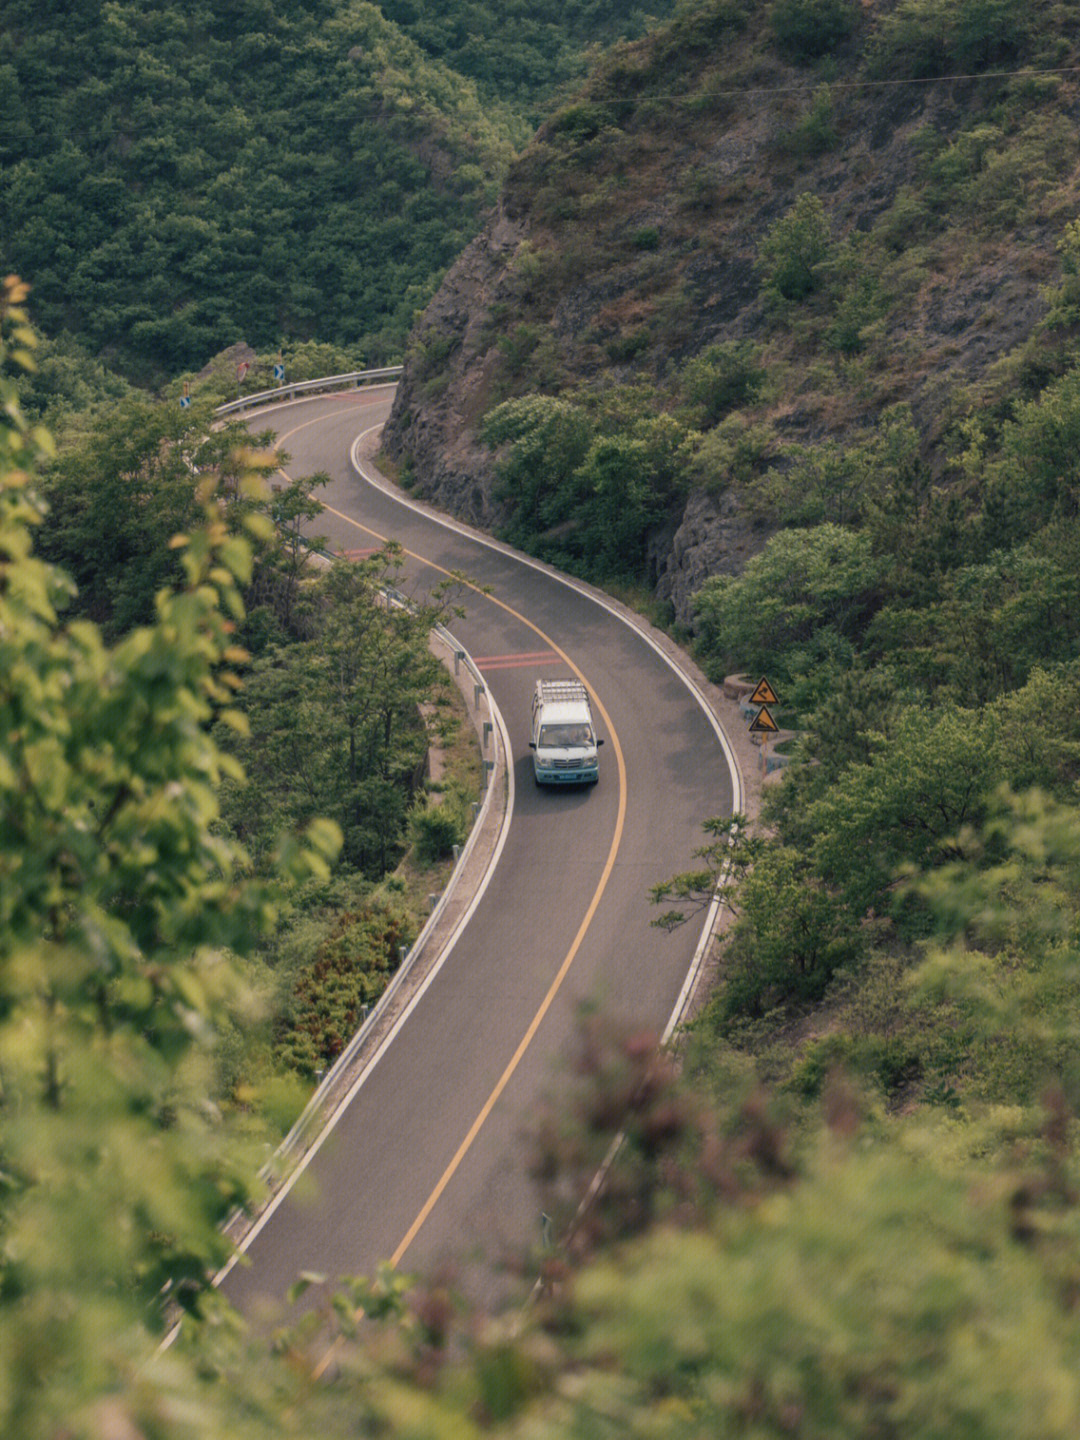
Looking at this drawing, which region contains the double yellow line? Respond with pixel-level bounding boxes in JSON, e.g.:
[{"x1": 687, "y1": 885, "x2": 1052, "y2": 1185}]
[
  {"x1": 271, "y1": 407, "x2": 626, "y2": 1367},
  {"x1": 316, "y1": 494, "x2": 627, "y2": 1271}
]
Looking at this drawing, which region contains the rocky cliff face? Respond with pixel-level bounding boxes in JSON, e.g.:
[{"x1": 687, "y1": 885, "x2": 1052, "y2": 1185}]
[
  {"x1": 382, "y1": 5, "x2": 1072, "y2": 626},
  {"x1": 383, "y1": 207, "x2": 527, "y2": 530}
]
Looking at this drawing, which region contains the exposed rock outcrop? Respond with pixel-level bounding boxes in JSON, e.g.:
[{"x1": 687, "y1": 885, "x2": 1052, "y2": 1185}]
[{"x1": 383, "y1": 17, "x2": 1072, "y2": 627}]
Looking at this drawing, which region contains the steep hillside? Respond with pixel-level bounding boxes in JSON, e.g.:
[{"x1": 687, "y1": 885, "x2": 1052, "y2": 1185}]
[
  {"x1": 383, "y1": 0, "x2": 1080, "y2": 622},
  {"x1": 0, "y1": 2, "x2": 678, "y2": 383},
  {"x1": 0, "y1": 0, "x2": 513, "y2": 380},
  {"x1": 384, "y1": 3, "x2": 1080, "y2": 1132},
  {"x1": 378, "y1": 0, "x2": 679, "y2": 114}
]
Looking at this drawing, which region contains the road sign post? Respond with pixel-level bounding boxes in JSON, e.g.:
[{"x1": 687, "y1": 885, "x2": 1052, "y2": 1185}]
[
  {"x1": 747, "y1": 677, "x2": 781, "y2": 775},
  {"x1": 748, "y1": 702, "x2": 780, "y2": 772}
]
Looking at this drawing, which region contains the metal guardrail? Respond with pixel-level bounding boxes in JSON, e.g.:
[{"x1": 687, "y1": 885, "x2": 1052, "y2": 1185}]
[
  {"x1": 214, "y1": 365, "x2": 402, "y2": 416},
  {"x1": 272, "y1": 618, "x2": 501, "y2": 1171},
  {"x1": 189, "y1": 494, "x2": 507, "y2": 1298}
]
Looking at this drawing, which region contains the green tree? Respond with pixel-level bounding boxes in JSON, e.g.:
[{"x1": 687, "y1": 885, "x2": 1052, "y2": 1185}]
[
  {"x1": 871, "y1": 534, "x2": 1080, "y2": 704},
  {"x1": 532, "y1": 1124, "x2": 1080, "y2": 1439},
  {"x1": 680, "y1": 340, "x2": 765, "y2": 427},
  {"x1": 652, "y1": 818, "x2": 858, "y2": 1018},
  {"x1": 914, "y1": 788, "x2": 1080, "y2": 1096},
  {"x1": 222, "y1": 548, "x2": 460, "y2": 875},
  {"x1": 37, "y1": 396, "x2": 277, "y2": 637},
  {"x1": 693, "y1": 523, "x2": 884, "y2": 684},
  {"x1": 483, "y1": 393, "x2": 595, "y2": 543},
  {"x1": 871, "y1": 0, "x2": 1033, "y2": 77},
  {"x1": 807, "y1": 703, "x2": 1002, "y2": 920},
  {"x1": 770, "y1": 0, "x2": 859, "y2": 63},
  {"x1": 756, "y1": 191, "x2": 832, "y2": 302},
  {"x1": 249, "y1": 467, "x2": 331, "y2": 633},
  {"x1": 994, "y1": 366, "x2": 1080, "y2": 530},
  {"x1": 0, "y1": 279, "x2": 340, "y2": 1437}
]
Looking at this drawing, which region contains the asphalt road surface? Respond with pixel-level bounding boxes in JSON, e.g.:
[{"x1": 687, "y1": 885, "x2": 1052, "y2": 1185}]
[{"x1": 218, "y1": 387, "x2": 739, "y2": 1330}]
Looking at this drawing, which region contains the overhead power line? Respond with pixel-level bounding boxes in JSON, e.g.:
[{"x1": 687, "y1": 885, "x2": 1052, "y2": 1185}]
[{"x1": 585, "y1": 64, "x2": 1080, "y2": 106}]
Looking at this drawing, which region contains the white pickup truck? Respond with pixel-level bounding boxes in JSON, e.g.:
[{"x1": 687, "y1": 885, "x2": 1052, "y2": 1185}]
[{"x1": 529, "y1": 678, "x2": 603, "y2": 786}]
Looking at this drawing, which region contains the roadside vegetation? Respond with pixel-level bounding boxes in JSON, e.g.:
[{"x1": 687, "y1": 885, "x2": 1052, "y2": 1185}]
[
  {"x1": 12, "y1": 315, "x2": 481, "y2": 1114},
  {"x1": 6, "y1": 0, "x2": 1080, "y2": 1436},
  {"x1": 6, "y1": 267, "x2": 1080, "y2": 1438},
  {"x1": 0, "y1": 0, "x2": 520, "y2": 381}
]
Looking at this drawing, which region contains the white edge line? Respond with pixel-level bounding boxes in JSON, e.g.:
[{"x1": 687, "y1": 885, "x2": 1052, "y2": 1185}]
[
  {"x1": 163, "y1": 390, "x2": 736, "y2": 1342},
  {"x1": 272, "y1": 624, "x2": 496, "y2": 1161},
  {"x1": 194, "y1": 433, "x2": 516, "y2": 1297},
  {"x1": 350, "y1": 429, "x2": 743, "y2": 814},
  {"x1": 211, "y1": 694, "x2": 514, "y2": 1291},
  {"x1": 349, "y1": 424, "x2": 744, "y2": 1042}
]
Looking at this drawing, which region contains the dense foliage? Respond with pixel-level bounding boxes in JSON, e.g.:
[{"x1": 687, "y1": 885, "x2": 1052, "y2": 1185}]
[
  {"x1": 379, "y1": 0, "x2": 679, "y2": 111},
  {"x1": 9, "y1": 0, "x2": 1080, "y2": 1434},
  {"x1": 480, "y1": 388, "x2": 688, "y2": 582},
  {"x1": 677, "y1": 229, "x2": 1080, "y2": 1037},
  {"x1": 6, "y1": 322, "x2": 1080, "y2": 1439},
  {"x1": 0, "y1": 0, "x2": 517, "y2": 379},
  {"x1": 218, "y1": 545, "x2": 463, "y2": 876},
  {"x1": 34, "y1": 394, "x2": 278, "y2": 635},
  {"x1": 413, "y1": 0, "x2": 1077, "y2": 602},
  {"x1": 0, "y1": 1, "x2": 682, "y2": 383},
  {"x1": 0, "y1": 277, "x2": 337, "y2": 1429},
  {"x1": 433, "y1": 0, "x2": 1080, "y2": 1122}
]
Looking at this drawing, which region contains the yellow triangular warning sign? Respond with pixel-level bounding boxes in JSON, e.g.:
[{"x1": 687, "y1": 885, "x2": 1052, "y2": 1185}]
[
  {"x1": 748, "y1": 704, "x2": 779, "y2": 735},
  {"x1": 749, "y1": 676, "x2": 779, "y2": 707}
]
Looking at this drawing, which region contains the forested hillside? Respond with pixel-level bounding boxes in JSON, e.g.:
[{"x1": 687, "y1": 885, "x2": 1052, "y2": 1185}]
[
  {"x1": 386, "y1": 0, "x2": 1080, "y2": 616},
  {"x1": 0, "y1": 1, "x2": 677, "y2": 385},
  {"x1": 7, "y1": 1, "x2": 1080, "y2": 1437},
  {"x1": 379, "y1": 0, "x2": 679, "y2": 111},
  {"x1": 0, "y1": 0, "x2": 504, "y2": 380}
]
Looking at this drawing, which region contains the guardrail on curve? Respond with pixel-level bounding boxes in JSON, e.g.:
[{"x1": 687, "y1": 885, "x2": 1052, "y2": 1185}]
[
  {"x1": 214, "y1": 365, "x2": 402, "y2": 417},
  {"x1": 270, "y1": 616, "x2": 502, "y2": 1171}
]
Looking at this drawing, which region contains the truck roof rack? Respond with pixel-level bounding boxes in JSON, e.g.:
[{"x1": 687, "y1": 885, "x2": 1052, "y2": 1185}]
[{"x1": 535, "y1": 678, "x2": 589, "y2": 705}]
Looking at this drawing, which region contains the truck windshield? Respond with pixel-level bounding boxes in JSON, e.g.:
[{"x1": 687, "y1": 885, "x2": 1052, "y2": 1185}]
[{"x1": 538, "y1": 723, "x2": 593, "y2": 748}]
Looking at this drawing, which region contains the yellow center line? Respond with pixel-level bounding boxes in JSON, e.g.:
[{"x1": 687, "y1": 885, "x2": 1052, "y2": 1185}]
[{"x1": 297, "y1": 487, "x2": 627, "y2": 1375}]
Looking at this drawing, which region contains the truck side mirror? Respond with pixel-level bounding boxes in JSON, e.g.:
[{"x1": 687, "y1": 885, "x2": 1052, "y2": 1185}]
[
  {"x1": 596, "y1": 737, "x2": 605, "y2": 746},
  {"x1": 528, "y1": 741, "x2": 537, "y2": 749}
]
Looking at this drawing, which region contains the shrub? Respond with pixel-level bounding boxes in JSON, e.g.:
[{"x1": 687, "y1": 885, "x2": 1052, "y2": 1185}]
[
  {"x1": 770, "y1": 0, "x2": 859, "y2": 63},
  {"x1": 681, "y1": 340, "x2": 765, "y2": 426},
  {"x1": 693, "y1": 523, "x2": 883, "y2": 681},
  {"x1": 781, "y1": 84, "x2": 839, "y2": 156},
  {"x1": 952, "y1": 0, "x2": 1032, "y2": 69},
  {"x1": 874, "y1": 187, "x2": 934, "y2": 252},
  {"x1": 683, "y1": 416, "x2": 775, "y2": 496},
  {"x1": 408, "y1": 800, "x2": 466, "y2": 864},
  {"x1": 870, "y1": 0, "x2": 1032, "y2": 79},
  {"x1": 549, "y1": 103, "x2": 607, "y2": 141},
  {"x1": 274, "y1": 904, "x2": 410, "y2": 1077},
  {"x1": 757, "y1": 192, "x2": 832, "y2": 302},
  {"x1": 606, "y1": 328, "x2": 652, "y2": 362},
  {"x1": 720, "y1": 845, "x2": 861, "y2": 1019}
]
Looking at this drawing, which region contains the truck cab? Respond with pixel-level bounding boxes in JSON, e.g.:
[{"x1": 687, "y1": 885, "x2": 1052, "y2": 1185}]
[{"x1": 529, "y1": 678, "x2": 603, "y2": 786}]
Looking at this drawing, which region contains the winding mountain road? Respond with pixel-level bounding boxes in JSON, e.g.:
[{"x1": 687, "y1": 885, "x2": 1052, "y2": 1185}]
[{"x1": 219, "y1": 386, "x2": 743, "y2": 1325}]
